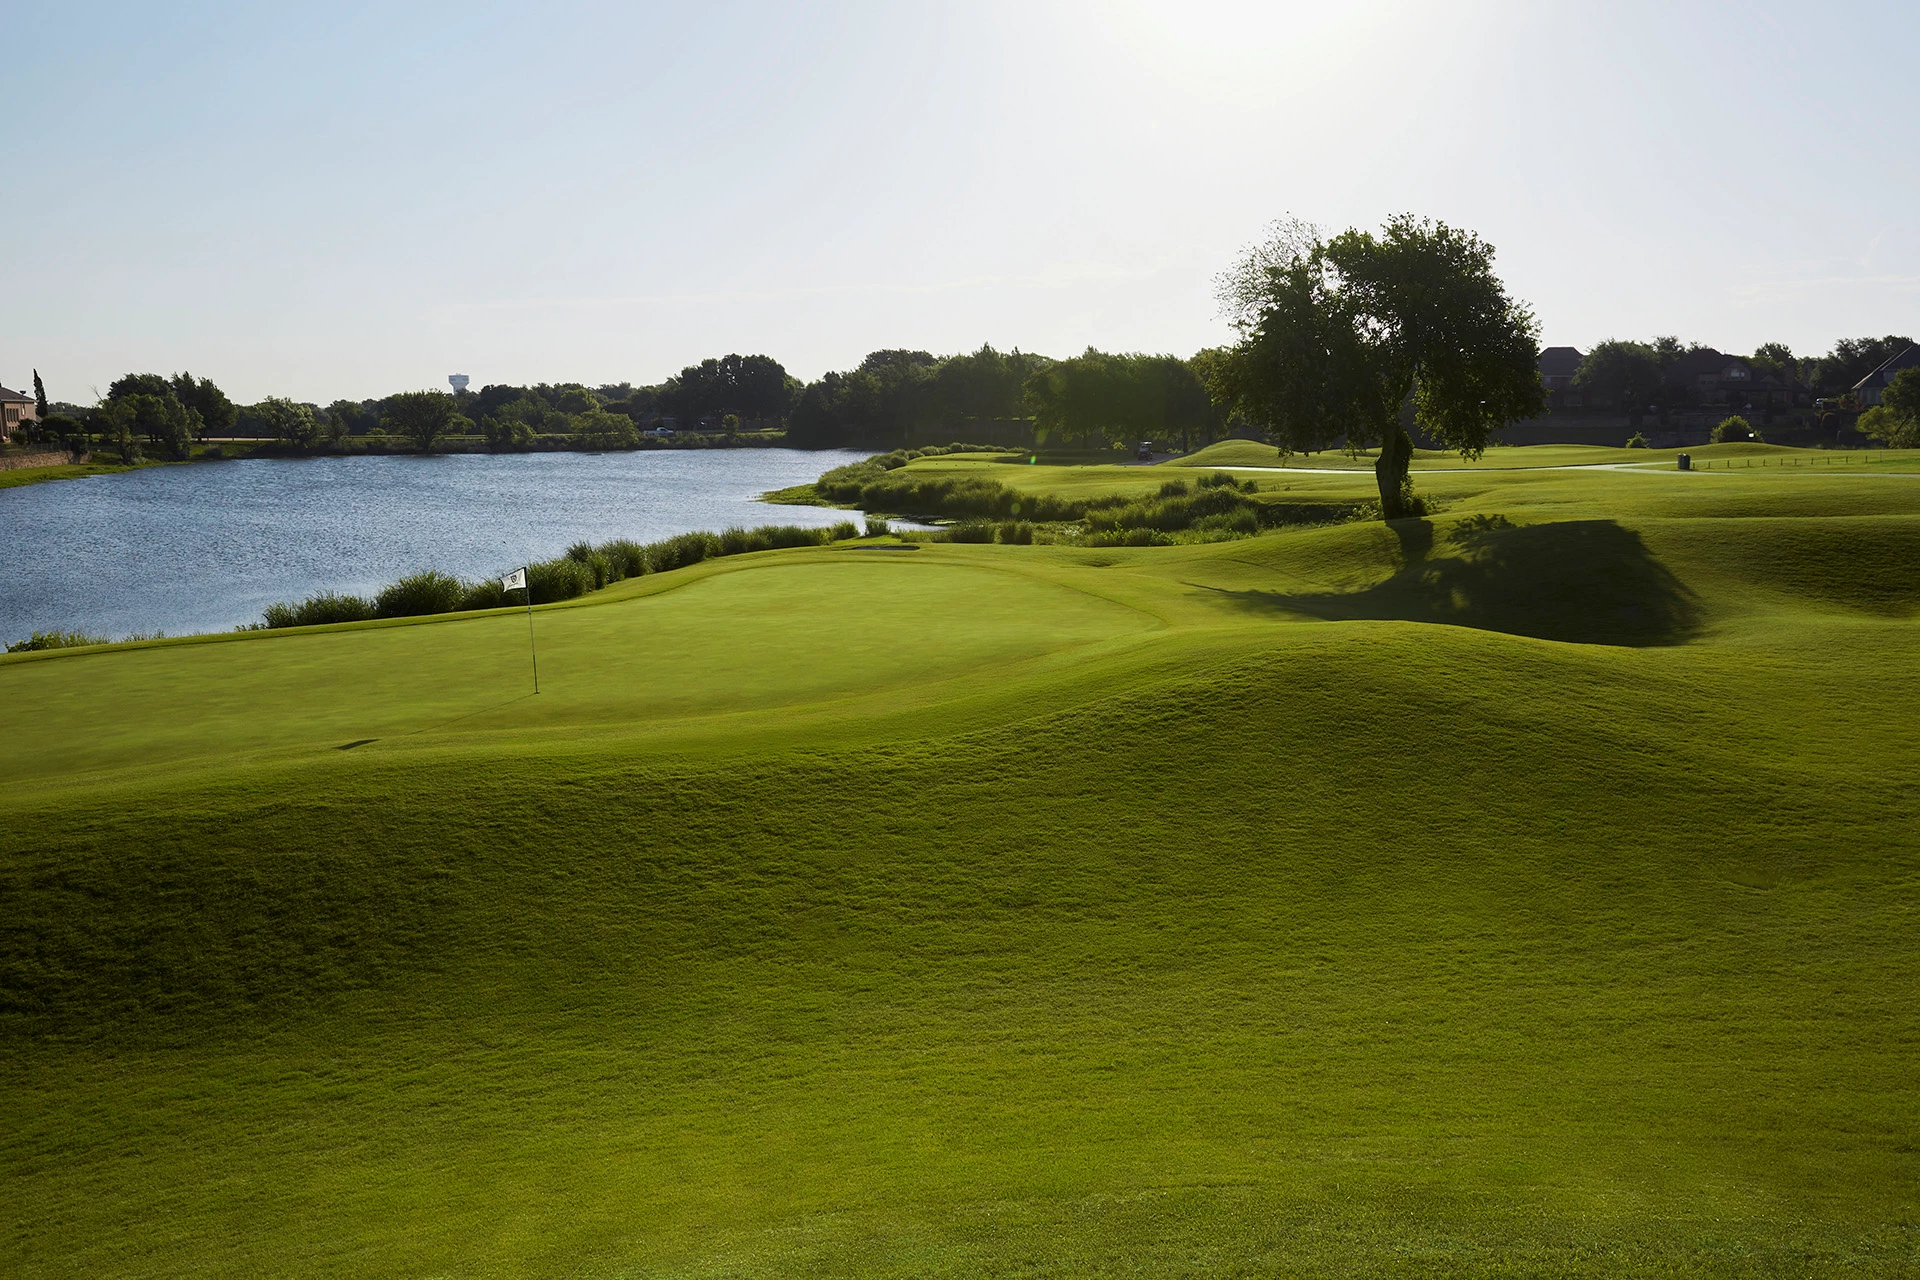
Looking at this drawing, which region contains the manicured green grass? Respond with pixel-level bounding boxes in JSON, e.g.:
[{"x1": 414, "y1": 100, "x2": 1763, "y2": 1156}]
[{"x1": 4, "y1": 462, "x2": 1919, "y2": 1277}]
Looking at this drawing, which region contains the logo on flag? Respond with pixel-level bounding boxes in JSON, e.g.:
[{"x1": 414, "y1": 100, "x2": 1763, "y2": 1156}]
[{"x1": 502, "y1": 568, "x2": 527, "y2": 592}]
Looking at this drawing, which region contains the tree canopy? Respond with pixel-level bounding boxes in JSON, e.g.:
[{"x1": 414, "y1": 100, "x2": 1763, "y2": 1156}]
[
  {"x1": 171, "y1": 372, "x2": 237, "y2": 436},
  {"x1": 661, "y1": 354, "x2": 796, "y2": 423},
  {"x1": 1023, "y1": 350, "x2": 1211, "y2": 450},
  {"x1": 252, "y1": 397, "x2": 321, "y2": 448},
  {"x1": 383, "y1": 391, "x2": 456, "y2": 452},
  {"x1": 1212, "y1": 215, "x2": 1543, "y2": 518},
  {"x1": 1812, "y1": 335, "x2": 1915, "y2": 397},
  {"x1": 1573, "y1": 341, "x2": 1665, "y2": 418},
  {"x1": 1857, "y1": 368, "x2": 1920, "y2": 446},
  {"x1": 787, "y1": 345, "x2": 1053, "y2": 448}
]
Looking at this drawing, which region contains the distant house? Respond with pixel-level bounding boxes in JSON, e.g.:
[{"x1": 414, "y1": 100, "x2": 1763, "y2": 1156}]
[
  {"x1": 1538, "y1": 346, "x2": 1582, "y2": 392},
  {"x1": 0, "y1": 385, "x2": 36, "y2": 440},
  {"x1": 1661, "y1": 348, "x2": 1798, "y2": 411},
  {"x1": 1537, "y1": 346, "x2": 1583, "y2": 410},
  {"x1": 1851, "y1": 344, "x2": 1920, "y2": 406}
]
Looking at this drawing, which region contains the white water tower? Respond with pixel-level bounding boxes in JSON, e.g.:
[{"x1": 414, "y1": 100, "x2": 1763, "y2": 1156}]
[{"x1": 449, "y1": 374, "x2": 470, "y2": 393}]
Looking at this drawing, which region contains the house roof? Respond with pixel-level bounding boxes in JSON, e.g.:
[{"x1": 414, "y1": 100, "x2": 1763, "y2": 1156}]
[
  {"x1": 1663, "y1": 348, "x2": 1743, "y2": 381},
  {"x1": 1853, "y1": 344, "x2": 1920, "y2": 392},
  {"x1": 1537, "y1": 346, "x2": 1582, "y2": 377},
  {"x1": 0, "y1": 386, "x2": 33, "y2": 403}
]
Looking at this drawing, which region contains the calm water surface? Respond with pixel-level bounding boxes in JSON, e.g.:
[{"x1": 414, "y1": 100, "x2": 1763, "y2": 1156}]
[{"x1": 2, "y1": 450, "x2": 875, "y2": 641}]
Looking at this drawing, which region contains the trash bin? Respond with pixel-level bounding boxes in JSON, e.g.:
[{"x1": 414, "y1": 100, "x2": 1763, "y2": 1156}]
[{"x1": 1677, "y1": 453, "x2": 1691, "y2": 471}]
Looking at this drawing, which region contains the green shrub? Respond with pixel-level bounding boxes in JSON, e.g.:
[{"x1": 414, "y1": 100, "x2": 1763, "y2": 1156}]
[
  {"x1": 1196, "y1": 471, "x2": 1256, "y2": 493},
  {"x1": 946, "y1": 521, "x2": 995, "y2": 543},
  {"x1": 601, "y1": 539, "x2": 650, "y2": 578},
  {"x1": 996, "y1": 520, "x2": 1034, "y2": 545},
  {"x1": 1625, "y1": 433, "x2": 1650, "y2": 448},
  {"x1": 6, "y1": 629, "x2": 111, "y2": 653},
  {"x1": 376, "y1": 571, "x2": 467, "y2": 618},
  {"x1": 1085, "y1": 528, "x2": 1173, "y2": 548},
  {"x1": 1192, "y1": 508, "x2": 1260, "y2": 535},
  {"x1": 1711, "y1": 415, "x2": 1758, "y2": 444},
  {"x1": 458, "y1": 578, "x2": 508, "y2": 611},
  {"x1": 647, "y1": 532, "x2": 721, "y2": 572},
  {"x1": 865, "y1": 516, "x2": 891, "y2": 537},
  {"x1": 1085, "y1": 485, "x2": 1260, "y2": 534},
  {"x1": 256, "y1": 519, "x2": 912, "y2": 630},
  {"x1": 527, "y1": 558, "x2": 593, "y2": 604},
  {"x1": 263, "y1": 592, "x2": 378, "y2": 628},
  {"x1": 1156, "y1": 478, "x2": 1190, "y2": 498}
]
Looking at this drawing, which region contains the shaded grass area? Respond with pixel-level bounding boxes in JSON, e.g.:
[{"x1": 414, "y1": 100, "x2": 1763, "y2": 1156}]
[
  {"x1": 1199, "y1": 516, "x2": 1703, "y2": 645},
  {"x1": 5, "y1": 461, "x2": 1920, "y2": 1276}
]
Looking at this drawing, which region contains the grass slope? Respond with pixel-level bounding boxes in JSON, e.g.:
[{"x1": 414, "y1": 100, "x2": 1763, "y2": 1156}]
[{"x1": 4, "y1": 462, "x2": 1920, "y2": 1277}]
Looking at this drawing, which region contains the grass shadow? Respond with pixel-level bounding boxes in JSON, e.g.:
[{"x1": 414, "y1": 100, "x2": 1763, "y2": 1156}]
[{"x1": 1202, "y1": 517, "x2": 1702, "y2": 646}]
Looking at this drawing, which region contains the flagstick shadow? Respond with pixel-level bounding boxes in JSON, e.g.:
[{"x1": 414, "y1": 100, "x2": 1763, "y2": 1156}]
[{"x1": 405, "y1": 691, "x2": 539, "y2": 738}]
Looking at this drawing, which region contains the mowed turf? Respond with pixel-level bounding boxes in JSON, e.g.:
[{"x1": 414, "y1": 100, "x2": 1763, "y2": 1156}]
[{"x1": 4, "y1": 459, "x2": 1920, "y2": 1277}]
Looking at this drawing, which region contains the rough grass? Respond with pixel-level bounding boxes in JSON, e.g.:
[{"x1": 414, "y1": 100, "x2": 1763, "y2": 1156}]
[{"x1": 3, "y1": 460, "x2": 1920, "y2": 1277}]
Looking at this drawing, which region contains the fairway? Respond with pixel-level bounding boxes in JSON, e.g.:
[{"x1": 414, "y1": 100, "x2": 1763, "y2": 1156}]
[{"x1": 5, "y1": 454, "x2": 1920, "y2": 1277}]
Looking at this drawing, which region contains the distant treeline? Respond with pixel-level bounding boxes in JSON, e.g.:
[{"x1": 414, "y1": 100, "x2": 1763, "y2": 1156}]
[
  {"x1": 12, "y1": 330, "x2": 1916, "y2": 466},
  {"x1": 1569, "y1": 334, "x2": 1915, "y2": 418},
  {"x1": 15, "y1": 344, "x2": 1250, "y2": 464}
]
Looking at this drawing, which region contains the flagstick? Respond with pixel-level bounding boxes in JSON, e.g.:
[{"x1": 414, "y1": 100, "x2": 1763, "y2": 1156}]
[{"x1": 523, "y1": 568, "x2": 539, "y2": 694}]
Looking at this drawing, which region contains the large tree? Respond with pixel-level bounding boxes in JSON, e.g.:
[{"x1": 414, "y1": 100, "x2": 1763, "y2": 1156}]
[
  {"x1": 1020, "y1": 350, "x2": 1209, "y2": 450},
  {"x1": 1813, "y1": 335, "x2": 1915, "y2": 397},
  {"x1": 1750, "y1": 342, "x2": 1796, "y2": 384},
  {"x1": 1857, "y1": 368, "x2": 1920, "y2": 447},
  {"x1": 31, "y1": 370, "x2": 48, "y2": 421},
  {"x1": 1573, "y1": 341, "x2": 1665, "y2": 420},
  {"x1": 662, "y1": 354, "x2": 797, "y2": 423},
  {"x1": 1213, "y1": 215, "x2": 1543, "y2": 519},
  {"x1": 253, "y1": 397, "x2": 322, "y2": 448},
  {"x1": 170, "y1": 372, "x2": 238, "y2": 436},
  {"x1": 383, "y1": 391, "x2": 456, "y2": 452},
  {"x1": 107, "y1": 372, "x2": 173, "y2": 401}
]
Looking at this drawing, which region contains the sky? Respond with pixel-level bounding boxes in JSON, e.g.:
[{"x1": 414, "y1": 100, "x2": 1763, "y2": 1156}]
[{"x1": 3, "y1": 0, "x2": 1917, "y2": 404}]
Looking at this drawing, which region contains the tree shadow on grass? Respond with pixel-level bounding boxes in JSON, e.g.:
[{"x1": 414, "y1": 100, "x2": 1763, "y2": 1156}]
[{"x1": 1201, "y1": 516, "x2": 1702, "y2": 646}]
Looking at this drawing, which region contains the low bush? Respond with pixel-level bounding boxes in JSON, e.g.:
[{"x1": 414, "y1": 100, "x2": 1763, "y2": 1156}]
[
  {"x1": 864, "y1": 516, "x2": 891, "y2": 538},
  {"x1": 459, "y1": 578, "x2": 508, "y2": 611},
  {"x1": 375, "y1": 571, "x2": 467, "y2": 618},
  {"x1": 996, "y1": 520, "x2": 1034, "y2": 545},
  {"x1": 1196, "y1": 471, "x2": 1259, "y2": 493},
  {"x1": 262, "y1": 592, "x2": 377, "y2": 628},
  {"x1": 1085, "y1": 484, "x2": 1262, "y2": 534},
  {"x1": 258, "y1": 522, "x2": 863, "y2": 627},
  {"x1": 6, "y1": 629, "x2": 111, "y2": 653},
  {"x1": 1625, "y1": 433, "x2": 1650, "y2": 448},
  {"x1": 600, "y1": 539, "x2": 650, "y2": 578},
  {"x1": 1085, "y1": 528, "x2": 1173, "y2": 547},
  {"x1": 527, "y1": 558, "x2": 593, "y2": 605},
  {"x1": 946, "y1": 521, "x2": 995, "y2": 543},
  {"x1": 1712, "y1": 415, "x2": 1759, "y2": 444}
]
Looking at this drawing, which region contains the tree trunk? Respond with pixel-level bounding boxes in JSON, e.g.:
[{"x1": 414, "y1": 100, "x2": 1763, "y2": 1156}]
[{"x1": 1373, "y1": 423, "x2": 1415, "y2": 519}]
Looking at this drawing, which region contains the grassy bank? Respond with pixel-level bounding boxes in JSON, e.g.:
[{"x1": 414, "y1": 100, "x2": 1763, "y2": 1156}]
[{"x1": 4, "y1": 456, "x2": 1919, "y2": 1276}]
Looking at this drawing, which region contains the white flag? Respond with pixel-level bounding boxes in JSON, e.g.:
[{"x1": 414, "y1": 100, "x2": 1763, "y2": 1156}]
[{"x1": 502, "y1": 568, "x2": 527, "y2": 591}]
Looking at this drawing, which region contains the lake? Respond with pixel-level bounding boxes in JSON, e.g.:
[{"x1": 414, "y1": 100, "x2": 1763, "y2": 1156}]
[{"x1": 1, "y1": 449, "x2": 878, "y2": 642}]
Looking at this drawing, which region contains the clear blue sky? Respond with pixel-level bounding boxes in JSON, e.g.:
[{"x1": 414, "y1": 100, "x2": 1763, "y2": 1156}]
[{"x1": 4, "y1": 0, "x2": 1916, "y2": 403}]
